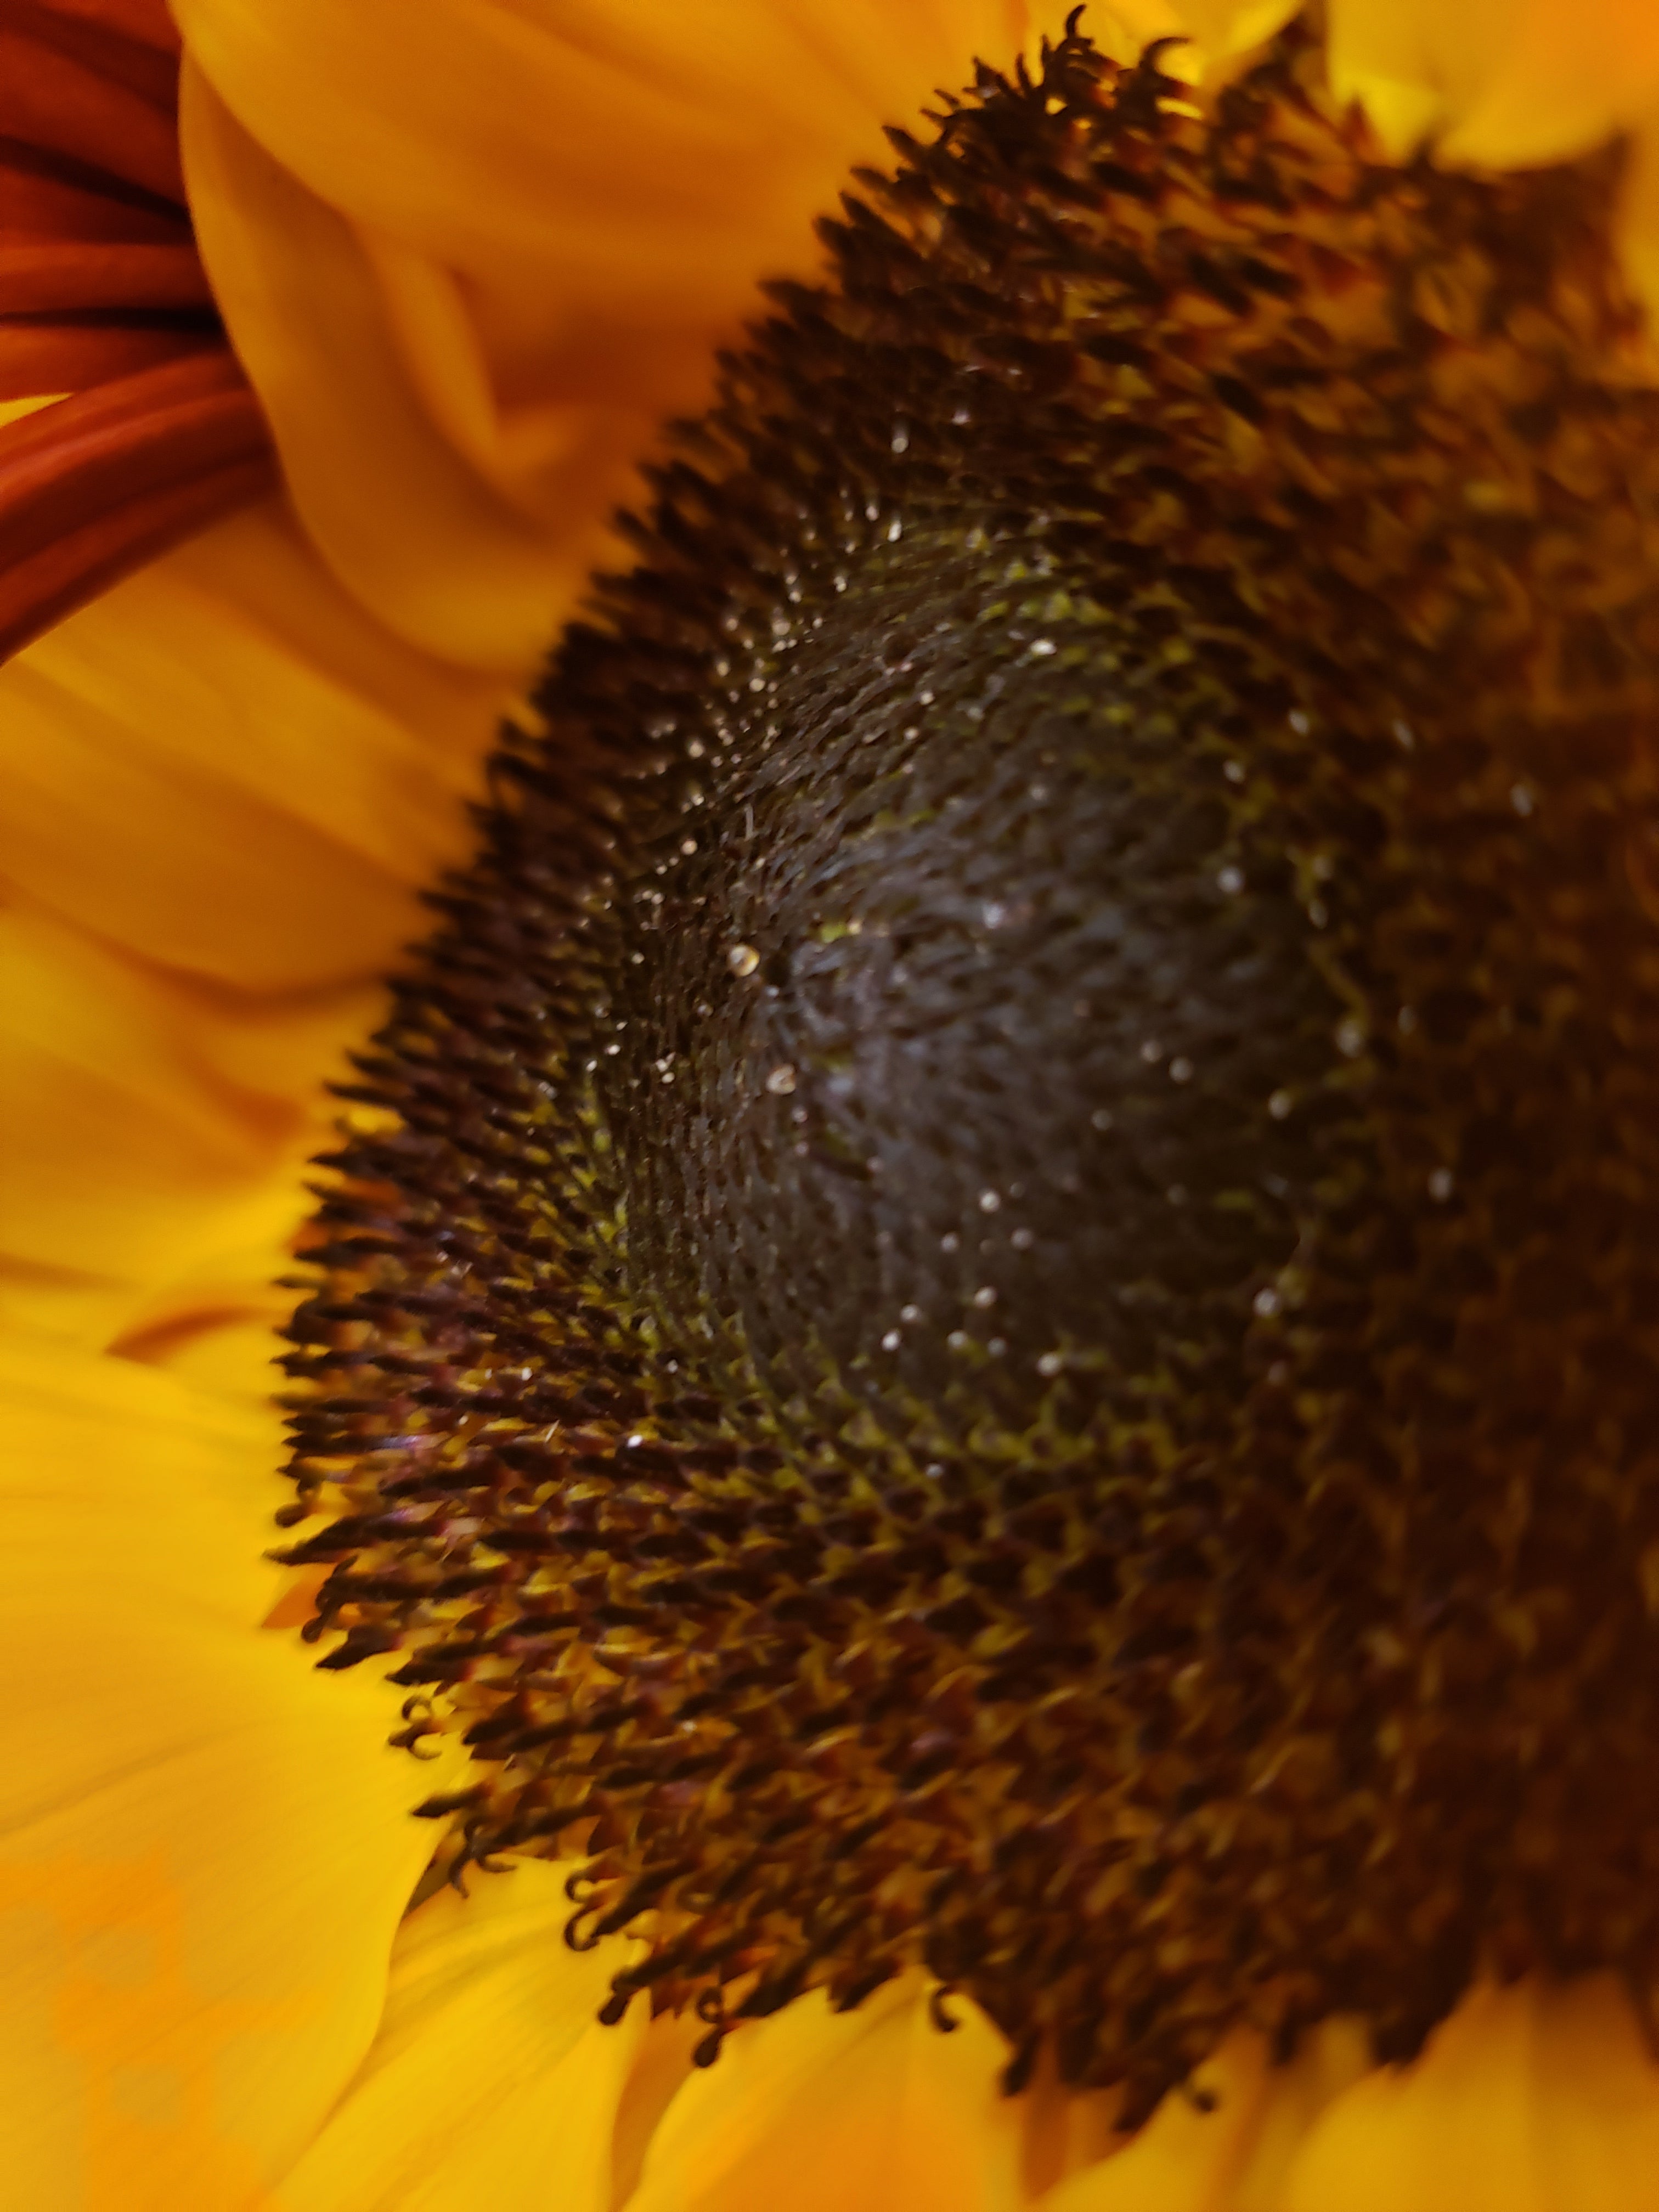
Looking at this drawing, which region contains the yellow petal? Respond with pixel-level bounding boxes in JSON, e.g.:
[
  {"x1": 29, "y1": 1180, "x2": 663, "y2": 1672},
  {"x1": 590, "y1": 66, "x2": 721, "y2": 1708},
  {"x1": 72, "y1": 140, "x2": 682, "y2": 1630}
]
[
  {"x1": 628, "y1": 1979, "x2": 1025, "y2": 2212},
  {"x1": 171, "y1": 0, "x2": 1073, "y2": 668},
  {"x1": 1280, "y1": 1978, "x2": 1659, "y2": 2212},
  {"x1": 178, "y1": 73, "x2": 584, "y2": 674},
  {"x1": 0, "y1": 1328, "x2": 281, "y2": 1627},
  {"x1": 1328, "y1": 0, "x2": 1659, "y2": 166},
  {"x1": 275, "y1": 1857, "x2": 649, "y2": 2212},
  {"x1": 0, "y1": 496, "x2": 498, "y2": 995},
  {"x1": 1038, "y1": 2036, "x2": 1272, "y2": 2212},
  {"x1": 0, "y1": 1333, "x2": 442, "y2": 2210},
  {"x1": 1226, "y1": 2018, "x2": 1373, "y2": 2211},
  {"x1": 0, "y1": 393, "x2": 70, "y2": 429},
  {"x1": 0, "y1": 490, "x2": 508, "y2": 1336},
  {"x1": 1014, "y1": 3, "x2": 1297, "y2": 83},
  {"x1": 0, "y1": 900, "x2": 362, "y2": 1335}
]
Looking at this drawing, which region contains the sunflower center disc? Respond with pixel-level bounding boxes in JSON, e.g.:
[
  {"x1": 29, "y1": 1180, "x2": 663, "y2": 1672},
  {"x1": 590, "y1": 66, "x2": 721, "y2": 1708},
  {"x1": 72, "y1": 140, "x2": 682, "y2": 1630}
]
[
  {"x1": 603, "y1": 522, "x2": 1339, "y2": 1438},
  {"x1": 284, "y1": 21, "x2": 1659, "y2": 2113}
]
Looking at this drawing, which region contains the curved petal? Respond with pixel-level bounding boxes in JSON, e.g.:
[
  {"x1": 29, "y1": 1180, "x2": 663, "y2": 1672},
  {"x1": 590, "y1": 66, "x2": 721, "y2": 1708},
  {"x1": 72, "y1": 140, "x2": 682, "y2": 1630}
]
[
  {"x1": 1031, "y1": 2021, "x2": 1372, "y2": 2210},
  {"x1": 1328, "y1": 0, "x2": 1659, "y2": 165},
  {"x1": 0, "y1": 1334, "x2": 447, "y2": 2211},
  {"x1": 626, "y1": 1980, "x2": 1026, "y2": 2212},
  {"x1": 171, "y1": 0, "x2": 1075, "y2": 667},
  {"x1": 0, "y1": 492, "x2": 501, "y2": 1336},
  {"x1": 0, "y1": 901, "x2": 369, "y2": 1333},
  {"x1": 275, "y1": 1857, "x2": 650, "y2": 2212},
  {"x1": 0, "y1": 496, "x2": 499, "y2": 996},
  {"x1": 177, "y1": 72, "x2": 608, "y2": 673},
  {"x1": 1035, "y1": 2038, "x2": 1272, "y2": 2212},
  {"x1": 1280, "y1": 1979, "x2": 1659, "y2": 2212}
]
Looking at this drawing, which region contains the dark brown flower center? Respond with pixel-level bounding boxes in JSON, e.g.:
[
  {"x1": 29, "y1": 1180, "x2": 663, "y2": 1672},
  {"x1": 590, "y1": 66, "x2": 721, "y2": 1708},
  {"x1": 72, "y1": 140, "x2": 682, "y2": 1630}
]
[{"x1": 280, "y1": 18, "x2": 1659, "y2": 2120}]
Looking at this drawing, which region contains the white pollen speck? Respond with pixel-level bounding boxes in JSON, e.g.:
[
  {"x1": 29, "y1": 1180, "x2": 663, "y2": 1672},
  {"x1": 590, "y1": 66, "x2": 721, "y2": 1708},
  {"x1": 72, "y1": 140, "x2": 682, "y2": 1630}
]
[
  {"x1": 947, "y1": 1330, "x2": 970, "y2": 1352},
  {"x1": 972, "y1": 1286, "x2": 997, "y2": 1308},
  {"x1": 979, "y1": 1189, "x2": 1002, "y2": 1213},
  {"x1": 1511, "y1": 782, "x2": 1536, "y2": 816},
  {"x1": 988, "y1": 1338, "x2": 1007, "y2": 1357},
  {"x1": 765, "y1": 1063, "x2": 798, "y2": 1096},
  {"x1": 940, "y1": 1232, "x2": 960, "y2": 1254},
  {"x1": 918, "y1": 690, "x2": 935, "y2": 705},
  {"x1": 1010, "y1": 1227, "x2": 1035, "y2": 1251},
  {"x1": 1254, "y1": 1288, "x2": 1282, "y2": 1318},
  {"x1": 882, "y1": 1329, "x2": 902, "y2": 1351},
  {"x1": 1392, "y1": 719, "x2": 1415, "y2": 750},
  {"x1": 1268, "y1": 1088, "x2": 1294, "y2": 1119},
  {"x1": 1091, "y1": 1107, "x2": 1114, "y2": 1132},
  {"x1": 891, "y1": 426, "x2": 910, "y2": 454},
  {"x1": 1308, "y1": 899, "x2": 1329, "y2": 928},
  {"x1": 900, "y1": 1304, "x2": 922, "y2": 1323},
  {"x1": 727, "y1": 943, "x2": 760, "y2": 978},
  {"x1": 983, "y1": 902, "x2": 1006, "y2": 928},
  {"x1": 1028, "y1": 638, "x2": 1057, "y2": 657},
  {"x1": 680, "y1": 837, "x2": 699, "y2": 854},
  {"x1": 1335, "y1": 1016, "x2": 1367, "y2": 1058},
  {"x1": 1141, "y1": 1039, "x2": 1164, "y2": 1064},
  {"x1": 1288, "y1": 710, "x2": 1311, "y2": 734},
  {"x1": 1037, "y1": 1351, "x2": 1064, "y2": 1378},
  {"x1": 1429, "y1": 1167, "x2": 1455, "y2": 1201},
  {"x1": 1169, "y1": 1056, "x2": 1194, "y2": 1084},
  {"x1": 686, "y1": 738, "x2": 706, "y2": 759},
  {"x1": 887, "y1": 517, "x2": 904, "y2": 542},
  {"x1": 1223, "y1": 760, "x2": 1246, "y2": 784},
  {"x1": 1217, "y1": 866, "x2": 1245, "y2": 895}
]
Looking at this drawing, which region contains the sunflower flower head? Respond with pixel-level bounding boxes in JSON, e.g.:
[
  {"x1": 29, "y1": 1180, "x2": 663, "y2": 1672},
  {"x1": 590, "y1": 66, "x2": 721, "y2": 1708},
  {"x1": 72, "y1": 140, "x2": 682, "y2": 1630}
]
[
  {"x1": 275, "y1": 4, "x2": 1659, "y2": 2138},
  {"x1": 13, "y1": 3, "x2": 1659, "y2": 2208}
]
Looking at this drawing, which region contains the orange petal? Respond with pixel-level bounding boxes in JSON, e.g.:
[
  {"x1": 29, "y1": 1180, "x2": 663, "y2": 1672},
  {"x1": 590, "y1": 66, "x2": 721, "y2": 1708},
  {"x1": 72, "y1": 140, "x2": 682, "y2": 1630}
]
[{"x1": 0, "y1": 354, "x2": 274, "y2": 661}]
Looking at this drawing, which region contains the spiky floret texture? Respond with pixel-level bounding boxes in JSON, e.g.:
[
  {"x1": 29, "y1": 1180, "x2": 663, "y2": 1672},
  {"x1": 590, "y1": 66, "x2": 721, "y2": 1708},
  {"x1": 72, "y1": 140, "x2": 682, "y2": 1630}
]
[{"x1": 281, "y1": 19, "x2": 1659, "y2": 2118}]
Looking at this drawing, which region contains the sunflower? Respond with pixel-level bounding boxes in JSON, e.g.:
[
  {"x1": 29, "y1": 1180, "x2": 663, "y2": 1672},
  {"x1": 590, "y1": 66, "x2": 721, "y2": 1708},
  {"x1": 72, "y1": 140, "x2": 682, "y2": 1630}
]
[{"x1": 9, "y1": 0, "x2": 1659, "y2": 2206}]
